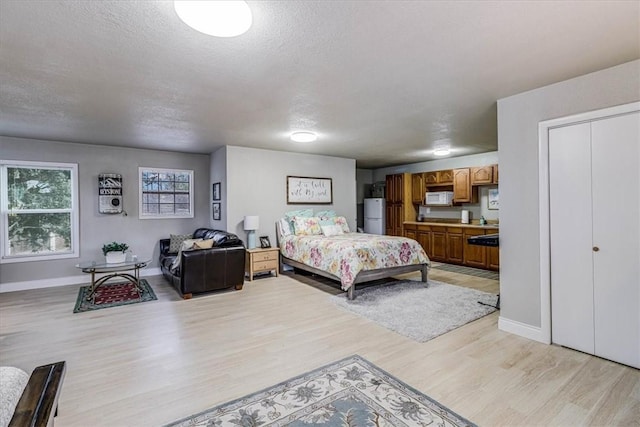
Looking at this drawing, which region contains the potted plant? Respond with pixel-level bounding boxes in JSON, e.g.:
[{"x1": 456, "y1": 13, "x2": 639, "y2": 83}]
[{"x1": 102, "y1": 241, "x2": 129, "y2": 264}]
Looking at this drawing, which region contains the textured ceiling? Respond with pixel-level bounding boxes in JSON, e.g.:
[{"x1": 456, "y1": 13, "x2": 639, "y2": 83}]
[{"x1": 1, "y1": 1, "x2": 638, "y2": 168}]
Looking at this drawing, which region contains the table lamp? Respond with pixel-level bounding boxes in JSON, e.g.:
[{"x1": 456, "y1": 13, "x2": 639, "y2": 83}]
[{"x1": 244, "y1": 215, "x2": 259, "y2": 249}]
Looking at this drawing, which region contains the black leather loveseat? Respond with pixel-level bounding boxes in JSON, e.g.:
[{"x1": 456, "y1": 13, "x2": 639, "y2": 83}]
[{"x1": 159, "y1": 228, "x2": 246, "y2": 299}]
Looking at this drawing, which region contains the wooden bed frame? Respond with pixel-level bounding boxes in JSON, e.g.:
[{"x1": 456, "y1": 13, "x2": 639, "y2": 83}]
[{"x1": 276, "y1": 222, "x2": 428, "y2": 300}]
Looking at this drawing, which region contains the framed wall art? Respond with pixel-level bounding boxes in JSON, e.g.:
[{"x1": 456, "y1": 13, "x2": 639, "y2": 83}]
[
  {"x1": 286, "y1": 176, "x2": 332, "y2": 204},
  {"x1": 212, "y1": 202, "x2": 221, "y2": 220},
  {"x1": 488, "y1": 188, "x2": 499, "y2": 210},
  {"x1": 212, "y1": 182, "x2": 221, "y2": 201}
]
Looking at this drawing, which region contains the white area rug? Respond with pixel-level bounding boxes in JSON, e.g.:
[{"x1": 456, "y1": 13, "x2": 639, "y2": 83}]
[{"x1": 331, "y1": 280, "x2": 498, "y2": 342}]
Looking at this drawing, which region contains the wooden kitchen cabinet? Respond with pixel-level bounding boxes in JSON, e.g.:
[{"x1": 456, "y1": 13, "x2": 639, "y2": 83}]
[
  {"x1": 437, "y1": 169, "x2": 454, "y2": 184},
  {"x1": 385, "y1": 203, "x2": 404, "y2": 236},
  {"x1": 423, "y1": 171, "x2": 438, "y2": 185},
  {"x1": 453, "y1": 168, "x2": 471, "y2": 202},
  {"x1": 430, "y1": 226, "x2": 448, "y2": 262},
  {"x1": 446, "y1": 227, "x2": 464, "y2": 264},
  {"x1": 411, "y1": 173, "x2": 424, "y2": 204},
  {"x1": 385, "y1": 174, "x2": 403, "y2": 204},
  {"x1": 492, "y1": 164, "x2": 499, "y2": 183},
  {"x1": 487, "y1": 245, "x2": 500, "y2": 270},
  {"x1": 417, "y1": 229, "x2": 432, "y2": 258},
  {"x1": 464, "y1": 228, "x2": 488, "y2": 268},
  {"x1": 470, "y1": 166, "x2": 494, "y2": 185}
]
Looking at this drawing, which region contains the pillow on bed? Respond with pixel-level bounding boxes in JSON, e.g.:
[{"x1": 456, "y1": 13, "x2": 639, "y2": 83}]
[
  {"x1": 333, "y1": 216, "x2": 351, "y2": 233},
  {"x1": 321, "y1": 224, "x2": 344, "y2": 237},
  {"x1": 278, "y1": 218, "x2": 293, "y2": 236},
  {"x1": 293, "y1": 216, "x2": 322, "y2": 235},
  {"x1": 316, "y1": 210, "x2": 337, "y2": 219},
  {"x1": 285, "y1": 208, "x2": 314, "y2": 230}
]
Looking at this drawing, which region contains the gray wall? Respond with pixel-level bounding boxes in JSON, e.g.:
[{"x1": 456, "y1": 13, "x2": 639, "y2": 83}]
[
  {"x1": 0, "y1": 136, "x2": 211, "y2": 286},
  {"x1": 220, "y1": 146, "x2": 356, "y2": 247},
  {"x1": 210, "y1": 145, "x2": 228, "y2": 229},
  {"x1": 498, "y1": 59, "x2": 640, "y2": 328}
]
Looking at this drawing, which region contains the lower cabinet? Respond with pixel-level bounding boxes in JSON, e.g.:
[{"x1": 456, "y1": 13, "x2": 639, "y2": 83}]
[
  {"x1": 430, "y1": 227, "x2": 448, "y2": 262},
  {"x1": 463, "y1": 229, "x2": 487, "y2": 268},
  {"x1": 404, "y1": 223, "x2": 498, "y2": 270}
]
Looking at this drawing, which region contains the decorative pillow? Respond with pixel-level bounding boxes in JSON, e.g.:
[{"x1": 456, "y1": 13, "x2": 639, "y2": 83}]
[
  {"x1": 321, "y1": 224, "x2": 344, "y2": 237},
  {"x1": 333, "y1": 216, "x2": 351, "y2": 233},
  {"x1": 284, "y1": 208, "x2": 314, "y2": 230},
  {"x1": 170, "y1": 238, "x2": 203, "y2": 271},
  {"x1": 293, "y1": 216, "x2": 322, "y2": 236},
  {"x1": 316, "y1": 210, "x2": 337, "y2": 219},
  {"x1": 278, "y1": 218, "x2": 293, "y2": 236},
  {"x1": 319, "y1": 218, "x2": 335, "y2": 227},
  {"x1": 193, "y1": 238, "x2": 214, "y2": 249},
  {"x1": 169, "y1": 233, "x2": 193, "y2": 253}
]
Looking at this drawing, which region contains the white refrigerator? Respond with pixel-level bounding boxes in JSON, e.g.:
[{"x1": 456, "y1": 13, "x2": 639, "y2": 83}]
[{"x1": 364, "y1": 198, "x2": 385, "y2": 234}]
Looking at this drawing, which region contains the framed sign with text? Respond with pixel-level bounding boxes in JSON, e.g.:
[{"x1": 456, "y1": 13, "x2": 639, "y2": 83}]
[{"x1": 286, "y1": 176, "x2": 333, "y2": 204}]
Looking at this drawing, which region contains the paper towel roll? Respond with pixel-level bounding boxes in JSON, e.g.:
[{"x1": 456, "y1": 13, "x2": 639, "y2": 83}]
[{"x1": 461, "y1": 210, "x2": 470, "y2": 224}]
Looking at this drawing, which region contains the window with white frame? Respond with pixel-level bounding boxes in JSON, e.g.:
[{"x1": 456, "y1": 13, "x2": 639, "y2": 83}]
[
  {"x1": 0, "y1": 160, "x2": 79, "y2": 263},
  {"x1": 139, "y1": 167, "x2": 194, "y2": 219}
]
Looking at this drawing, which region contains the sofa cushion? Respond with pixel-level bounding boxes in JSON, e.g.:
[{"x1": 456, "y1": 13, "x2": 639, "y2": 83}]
[{"x1": 169, "y1": 234, "x2": 193, "y2": 253}]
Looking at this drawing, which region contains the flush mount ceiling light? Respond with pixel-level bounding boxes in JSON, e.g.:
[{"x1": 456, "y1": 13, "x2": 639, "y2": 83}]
[
  {"x1": 290, "y1": 132, "x2": 317, "y2": 143},
  {"x1": 174, "y1": 1, "x2": 252, "y2": 37},
  {"x1": 433, "y1": 139, "x2": 451, "y2": 156}
]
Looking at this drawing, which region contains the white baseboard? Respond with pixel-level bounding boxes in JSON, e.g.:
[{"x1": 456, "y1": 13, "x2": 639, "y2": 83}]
[
  {"x1": 0, "y1": 267, "x2": 162, "y2": 293},
  {"x1": 498, "y1": 316, "x2": 550, "y2": 344}
]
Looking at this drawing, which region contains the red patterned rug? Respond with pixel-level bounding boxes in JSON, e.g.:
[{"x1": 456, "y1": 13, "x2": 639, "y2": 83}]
[{"x1": 73, "y1": 279, "x2": 157, "y2": 313}]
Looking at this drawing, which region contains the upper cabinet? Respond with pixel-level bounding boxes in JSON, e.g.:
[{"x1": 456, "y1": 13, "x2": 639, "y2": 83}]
[
  {"x1": 437, "y1": 170, "x2": 454, "y2": 184},
  {"x1": 453, "y1": 168, "x2": 472, "y2": 202},
  {"x1": 470, "y1": 166, "x2": 493, "y2": 185},
  {"x1": 411, "y1": 173, "x2": 424, "y2": 204},
  {"x1": 492, "y1": 164, "x2": 499, "y2": 183}
]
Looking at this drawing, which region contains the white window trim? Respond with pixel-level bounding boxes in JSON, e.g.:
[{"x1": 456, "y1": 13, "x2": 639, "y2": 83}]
[
  {"x1": 0, "y1": 159, "x2": 79, "y2": 264},
  {"x1": 138, "y1": 167, "x2": 194, "y2": 219}
]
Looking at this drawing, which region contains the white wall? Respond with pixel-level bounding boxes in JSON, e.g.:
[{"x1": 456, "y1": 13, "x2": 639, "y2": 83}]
[
  {"x1": 497, "y1": 59, "x2": 640, "y2": 336},
  {"x1": 221, "y1": 146, "x2": 356, "y2": 247},
  {"x1": 0, "y1": 136, "x2": 211, "y2": 289},
  {"x1": 210, "y1": 146, "x2": 227, "y2": 229}
]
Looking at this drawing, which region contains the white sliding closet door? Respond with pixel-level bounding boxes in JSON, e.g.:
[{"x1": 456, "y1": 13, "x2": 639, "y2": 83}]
[
  {"x1": 549, "y1": 123, "x2": 594, "y2": 355},
  {"x1": 550, "y1": 110, "x2": 639, "y2": 369},
  {"x1": 590, "y1": 113, "x2": 639, "y2": 367}
]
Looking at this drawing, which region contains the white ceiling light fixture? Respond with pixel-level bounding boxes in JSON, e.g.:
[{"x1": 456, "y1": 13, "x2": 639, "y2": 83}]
[
  {"x1": 290, "y1": 131, "x2": 317, "y2": 143},
  {"x1": 433, "y1": 139, "x2": 451, "y2": 156},
  {"x1": 174, "y1": 1, "x2": 252, "y2": 37}
]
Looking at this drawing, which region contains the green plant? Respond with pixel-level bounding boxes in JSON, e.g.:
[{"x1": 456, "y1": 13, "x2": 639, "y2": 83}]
[{"x1": 102, "y1": 241, "x2": 129, "y2": 256}]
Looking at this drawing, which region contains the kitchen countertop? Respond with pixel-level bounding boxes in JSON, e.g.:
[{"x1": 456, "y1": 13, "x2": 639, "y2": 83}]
[{"x1": 404, "y1": 221, "x2": 499, "y2": 230}]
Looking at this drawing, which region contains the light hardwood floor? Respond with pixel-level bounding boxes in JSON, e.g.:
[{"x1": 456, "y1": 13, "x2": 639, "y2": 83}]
[{"x1": 1, "y1": 268, "x2": 638, "y2": 426}]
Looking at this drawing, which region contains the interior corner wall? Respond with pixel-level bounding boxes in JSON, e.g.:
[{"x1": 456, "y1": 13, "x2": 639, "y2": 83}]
[
  {"x1": 0, "y1": 136, "x2": 211, "y2": 288},
  {"x1": 210, "y1": 146, "x2": 228, "y2": 230},
  {"x1": 224, "y1": 146, "x2": 356, "y2": 247},
  {"x1": 497, "y1": 59, "x2": 640, "y2": 331}
]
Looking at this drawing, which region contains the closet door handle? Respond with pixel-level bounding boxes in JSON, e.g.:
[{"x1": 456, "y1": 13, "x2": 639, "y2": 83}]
[{"x1": 593, "y1": 246, "x2": 599, "y2": 252}]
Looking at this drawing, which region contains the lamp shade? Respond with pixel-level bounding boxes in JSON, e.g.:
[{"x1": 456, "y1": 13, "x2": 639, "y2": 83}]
[{"x1": 244, "y1": 215, "x2": 259, "y2": 231}]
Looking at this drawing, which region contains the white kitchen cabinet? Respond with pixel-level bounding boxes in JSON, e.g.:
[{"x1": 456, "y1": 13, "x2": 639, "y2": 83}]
[{"x1": 549, "y1": 109, "x2": 639, "y2": 368}]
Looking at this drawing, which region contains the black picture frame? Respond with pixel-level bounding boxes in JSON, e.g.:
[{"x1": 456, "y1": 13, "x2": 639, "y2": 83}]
[
  {"x1": 259, "y1": 236, "x2": 271, "y2": 248},
  {"x1": 212, "y1": 203, "x2": 221, "y2": 220},
  {"x1": 212, "y1": 182, "x2": 221, "y2": 201}
]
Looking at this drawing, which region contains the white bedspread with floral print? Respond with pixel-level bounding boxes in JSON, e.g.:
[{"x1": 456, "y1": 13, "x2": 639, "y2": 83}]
[{"x1": 280, "y1": 233, "x2": 429, "y2": 290}]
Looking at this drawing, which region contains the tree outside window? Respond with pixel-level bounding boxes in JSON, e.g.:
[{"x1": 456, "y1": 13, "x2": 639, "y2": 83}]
[
  {"x1": 0, "y1": 160, "x2": 79, "y2": 263},
  {"x1": 139, "y1": 167, "x2": 194, "y2": 219}
]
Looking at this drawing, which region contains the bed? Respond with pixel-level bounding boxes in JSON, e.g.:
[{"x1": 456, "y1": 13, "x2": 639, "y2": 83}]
[{"x1": 276, "y1": 217, "x2": 429, "y2": 299}]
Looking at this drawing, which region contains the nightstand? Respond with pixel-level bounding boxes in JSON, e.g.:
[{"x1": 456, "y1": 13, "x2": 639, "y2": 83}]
[{"x1": 245, "y1": 247, "x2": 280, "y2": 281}]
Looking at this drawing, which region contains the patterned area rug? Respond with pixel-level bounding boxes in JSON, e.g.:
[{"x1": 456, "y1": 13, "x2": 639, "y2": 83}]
[
  {"x1": 73, "y1": 279, "x2": 157, "y2": 313},
  {"x1": 165, "y1": 355, "x2": 476, "y2": 427},
  {"x1": 331, "y1": 280, "x2": 497, "y2": 342}
]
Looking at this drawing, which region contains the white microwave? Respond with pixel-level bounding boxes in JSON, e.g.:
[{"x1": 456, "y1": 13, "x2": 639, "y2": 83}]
[{"x1": 425, "y1": 191, "x2": 454, "y2": 205}]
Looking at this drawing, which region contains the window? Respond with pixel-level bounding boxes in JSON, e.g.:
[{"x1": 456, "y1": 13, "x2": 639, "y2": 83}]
[
  {"x1": 0, "y1": 160, "x2": 79, "y2": 263},
  {"x1": 139, "y1": 167, "x2": 194, "y2": 219}
]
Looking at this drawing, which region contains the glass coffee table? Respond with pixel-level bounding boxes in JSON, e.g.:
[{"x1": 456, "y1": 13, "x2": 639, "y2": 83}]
[{"x1": 76, "y1": 257, "x2": 150, "y2": 301}]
